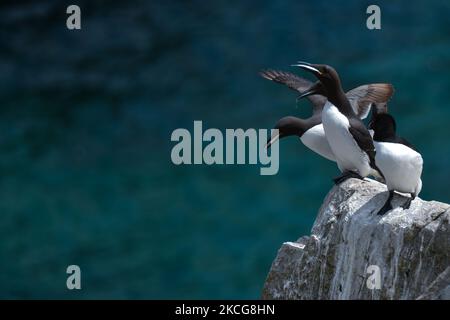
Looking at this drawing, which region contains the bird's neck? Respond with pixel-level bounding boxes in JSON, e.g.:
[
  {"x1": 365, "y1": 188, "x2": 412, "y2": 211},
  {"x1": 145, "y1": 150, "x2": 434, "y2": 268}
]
[
  {"x1": 295, "y1": 118, "x2": 311, "y2": 137},
  {"x1": 373, "y1": 129, "x2": 397, "y2": 142},
  {"x1": 328, "y1": 90, "x2": 356, "y2": 117}
]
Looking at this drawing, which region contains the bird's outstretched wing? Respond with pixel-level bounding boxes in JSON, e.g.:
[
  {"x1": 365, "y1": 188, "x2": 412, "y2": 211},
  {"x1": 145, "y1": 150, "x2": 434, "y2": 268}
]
[
  {"x1": 261, "y1": 70, "x2": 394, "y2": 120},
  {"x1": 259, "y1": 69, "x2": 327, "y2": 115},
  {"x1": 345, "y1": 84, "x2": 394, "y2": 119}
]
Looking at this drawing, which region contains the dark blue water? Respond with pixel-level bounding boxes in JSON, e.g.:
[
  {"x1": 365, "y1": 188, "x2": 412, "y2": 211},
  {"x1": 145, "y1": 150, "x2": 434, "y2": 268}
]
[{"x1": 0, "y1": 0, "x2": 449, "y2": 298}]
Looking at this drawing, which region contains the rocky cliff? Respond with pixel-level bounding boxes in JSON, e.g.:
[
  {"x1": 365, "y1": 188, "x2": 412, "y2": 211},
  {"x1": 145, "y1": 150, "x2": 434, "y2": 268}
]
[{"x1": 262, "y1": 178, "x2": 450, "y2": 300}]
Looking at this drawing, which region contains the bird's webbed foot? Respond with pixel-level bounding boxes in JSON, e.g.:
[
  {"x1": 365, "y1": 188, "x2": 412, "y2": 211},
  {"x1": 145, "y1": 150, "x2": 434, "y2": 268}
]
[
  {"x1": 333, "y1": 171, "x2": 363, "y2": 185},
  {"x1": 401, "y1": 194, "x2": 416, "y2": 210},
  {"x1": 377, "y1": 190, "x2": 394, "y2": 216}
]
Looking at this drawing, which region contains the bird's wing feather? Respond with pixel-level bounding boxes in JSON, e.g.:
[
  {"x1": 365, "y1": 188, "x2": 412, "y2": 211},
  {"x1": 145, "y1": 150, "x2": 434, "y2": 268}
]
[
  {"x1": 345, "y1": 83, "x2": 394, "y2": 120},
  {"x1": 259, "y1": 69, "x2": 327, "y2": 115},
  {"x1": 348, "y1": 118, "x2": 383, "y2": 177}
]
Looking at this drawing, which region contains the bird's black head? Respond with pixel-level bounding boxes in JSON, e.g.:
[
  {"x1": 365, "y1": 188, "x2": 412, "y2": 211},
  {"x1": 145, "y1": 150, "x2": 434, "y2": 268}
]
[
  {"x1": 266, "y1": 116, "x2": 306, "y2": 149},
  {"x1": 291, "y1": 62, "x2": 344, "y2": 104},
  {"x1": 369, "y1": 112, "x2": 397, "y2": 141}
]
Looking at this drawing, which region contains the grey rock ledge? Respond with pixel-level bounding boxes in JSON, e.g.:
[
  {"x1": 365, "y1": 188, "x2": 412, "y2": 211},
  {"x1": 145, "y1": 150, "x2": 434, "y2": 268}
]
[{"x1": 262, "y1": 178, "x2": 450, "y2": 300}]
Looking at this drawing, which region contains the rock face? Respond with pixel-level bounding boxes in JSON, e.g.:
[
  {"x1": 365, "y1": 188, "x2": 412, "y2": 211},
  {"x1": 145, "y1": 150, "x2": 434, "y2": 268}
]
[{"x1": 262, "y1": 178, "x2": 450, "y2": 300}]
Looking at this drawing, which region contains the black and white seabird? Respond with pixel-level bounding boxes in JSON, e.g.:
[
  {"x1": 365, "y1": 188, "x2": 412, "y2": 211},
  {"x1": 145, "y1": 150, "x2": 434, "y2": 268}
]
[
  {"x1": 266, "y1": 115, "x2": 337, "y2": 161},
  {"x1": 293, "y1": 62, "x2": 393, "y2": 184},
  {"x1": 369, "y1": 104, "x2": 423, "y2": 215},
  {"x1": 261, "y1": 70, "x2": 334, "y2": 161},
  {"x1": 261, "y1": 70, "x2": 394, "y2": 165}
]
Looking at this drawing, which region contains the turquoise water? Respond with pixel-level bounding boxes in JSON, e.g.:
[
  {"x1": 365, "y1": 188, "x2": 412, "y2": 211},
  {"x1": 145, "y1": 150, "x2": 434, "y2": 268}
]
[{"x1": 0, "y1": 1, "x2": 449, "y2": 298}]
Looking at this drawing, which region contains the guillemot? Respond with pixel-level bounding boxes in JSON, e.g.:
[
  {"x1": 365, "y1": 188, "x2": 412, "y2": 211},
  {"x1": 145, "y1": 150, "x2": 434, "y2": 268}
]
[
  {"x1": 266, "y1": 115, "x2": 336, "y2": 161},
  {"x1": 261, "y1": 69, "x2": 333, "y2": 161},
  {"x1": 261, "y1": 70, "x2": 394, "y2": 165},
  {"x1": 369, "y1": 104, "x2": 423, "y2": 215},
  {"x1": 294, "y1": 62, "x2": 392, "y2": 184}
]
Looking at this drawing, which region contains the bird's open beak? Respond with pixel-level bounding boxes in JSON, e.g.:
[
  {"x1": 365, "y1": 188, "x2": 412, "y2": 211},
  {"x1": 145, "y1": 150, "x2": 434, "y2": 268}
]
[
  {"x1": 297, "y1": 81, "x2": 324, "y2": 99},
  {"x1": 291, "y1": 61, "x2": 323, "y2": 76},
  {"x1": 265, "y1": 132, "x2": 280, "y2": 149}
]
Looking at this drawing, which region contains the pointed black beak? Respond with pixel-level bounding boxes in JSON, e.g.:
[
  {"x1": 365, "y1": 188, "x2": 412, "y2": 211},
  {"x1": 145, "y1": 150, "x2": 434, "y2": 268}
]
[
  {"x1": 266, "y1": 116, "x2": 303, "y2": 149},
  {"x1": 265, "y1": 132, "x2": 281, "y2": 149},
  {"x1": 291, "y1": 61, "x2": 323, "y2": 77}
]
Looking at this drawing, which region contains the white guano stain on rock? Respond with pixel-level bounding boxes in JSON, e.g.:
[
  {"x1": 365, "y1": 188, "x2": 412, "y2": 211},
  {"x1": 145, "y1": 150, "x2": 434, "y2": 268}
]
[{"x1": 262, "y1": 178, "x2": 450, "y2": 300}]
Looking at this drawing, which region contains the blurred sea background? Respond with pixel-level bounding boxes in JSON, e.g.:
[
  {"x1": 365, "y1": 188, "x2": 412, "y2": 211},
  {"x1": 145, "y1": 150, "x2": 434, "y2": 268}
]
[{"x1": 0, "y1": 0, "x2": 449, "y2": 299}]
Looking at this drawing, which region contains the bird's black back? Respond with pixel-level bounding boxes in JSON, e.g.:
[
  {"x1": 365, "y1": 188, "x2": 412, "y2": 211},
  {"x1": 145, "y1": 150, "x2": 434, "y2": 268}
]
[
  {"x1": 378, "y1": 135, "x2": 418, "y2": 152},
  {"x1": 370, "y1": 113, "x2": 418, "y2": 152}
]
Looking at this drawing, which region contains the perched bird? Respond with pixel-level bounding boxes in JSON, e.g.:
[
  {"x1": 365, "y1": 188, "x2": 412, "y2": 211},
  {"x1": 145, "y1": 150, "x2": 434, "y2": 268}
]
[
  {"x1": 261, "y1": 70, "x2": 394, "y2": 165},
  {"x1": 368, "y1": 104, "x2": 423, "y2": 215},
  {"x1": 293, "y1": 62, "x2": 393, "y2": 184}
]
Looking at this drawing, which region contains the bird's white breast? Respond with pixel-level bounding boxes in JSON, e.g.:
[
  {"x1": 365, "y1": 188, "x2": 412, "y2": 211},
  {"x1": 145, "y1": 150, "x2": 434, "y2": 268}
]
[
  {"x1": 374, "y1": 141, "x2": 423, "y2": 195},
  {"x1": 322, "y1": 101, "x2": 371, "y2": 176},
  {"x1": 300, "y1": 124, "x2": 336, "y2": 162}
]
